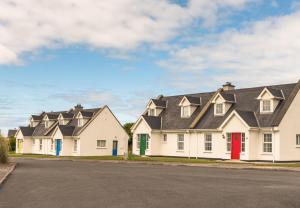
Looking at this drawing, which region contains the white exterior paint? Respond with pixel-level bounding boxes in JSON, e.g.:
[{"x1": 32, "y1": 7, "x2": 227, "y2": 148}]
[
  {"x1": 16, "y1": 106, "x2": 129, "y2": 157},
  {"x1": 132, "y1": 88, "x2": 300, "y2": 161}
]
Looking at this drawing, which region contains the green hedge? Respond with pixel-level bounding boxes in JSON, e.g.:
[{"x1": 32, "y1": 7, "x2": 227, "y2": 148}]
[{"x1": 0, "y1": 136, "x2": 9, "y2": 164}]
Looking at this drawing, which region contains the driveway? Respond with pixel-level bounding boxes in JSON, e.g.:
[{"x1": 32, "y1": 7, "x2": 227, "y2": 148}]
[{"x1": 0, "y1": 158, "x2": 299, "y2": 208}]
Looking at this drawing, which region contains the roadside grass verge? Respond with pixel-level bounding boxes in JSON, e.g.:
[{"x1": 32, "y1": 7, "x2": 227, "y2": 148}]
[{"x1": 9, "y1": 153, "x2": 300, "y2": 168}]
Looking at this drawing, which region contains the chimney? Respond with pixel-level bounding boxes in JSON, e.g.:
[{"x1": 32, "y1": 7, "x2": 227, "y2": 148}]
[
  {"x1": 74, "y1": 104, "x2": 83, "y2": 112},
  {"x1": 156, "y1": 95, "x2": 164, "y2": 100},
  {"x1": 223, "y1": 82, "x2": 235, "y2": 91}
]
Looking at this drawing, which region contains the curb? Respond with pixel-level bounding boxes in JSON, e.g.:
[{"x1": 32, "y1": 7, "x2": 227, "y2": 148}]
[
  {"x1": 0, "y1": 163, "x2": 17, "y2": 187},
  {"x1": 12, "y1": 157, "x2": 300, "y2": 172}
]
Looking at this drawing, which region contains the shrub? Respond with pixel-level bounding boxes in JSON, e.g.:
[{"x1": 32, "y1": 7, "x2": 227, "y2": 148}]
[
  {"x1": 0, "y1": 136, "x2": 9, "y2": 164},
  {"x1": 9, "y1": 137, "x2": 16, "y2": 151}
]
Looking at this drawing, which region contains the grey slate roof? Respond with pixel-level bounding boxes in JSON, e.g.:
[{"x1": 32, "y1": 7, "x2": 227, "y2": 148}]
[
  {"x1": 20, "y1": 105, "x2": 102, "y2": 137},
  {"x1": 185, "y1": 96, "x2": 201, "y2": 105},
  {"x1": 19, "y1": 127, "x2": 35, "y2": 136},
  {"x1": 7, "y1": 129, "x2": 17, "y2": 137},
  {"x1": 151, "y1": 99, "x2": 167, "y2": 108},
  {"x1": 266, "y1": 87, "x2": 284, "y2": 99},
  {"x1": 31, "y1": 115, "x2": 43, "y2": 121},
  {"x1": 220, "y1": 92, "x2": 235, "y2": 103},
  {"x1": 141, "y1": 82, "x2": 298, "y2": 130},
  {"x1": 142, "y1": 116, "x2": 161, "y2": 130}
]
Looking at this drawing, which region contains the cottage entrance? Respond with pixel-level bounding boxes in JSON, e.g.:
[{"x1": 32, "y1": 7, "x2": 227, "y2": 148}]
[
  {"x1": 17, "y1": 139, "x2": 23, "y2": 153},
  {"x1": 112, "y1": 140, "x2": 118, "y2": 156},
  {"x1": 231, "y1": 133, "x2": 241, "y2": 160},
  {"x1": 139, "y1": 134, "x2": 147, "y2": 156},
  {"x1": 55, "y1": 139, "x2": 62, "y2": 156}
]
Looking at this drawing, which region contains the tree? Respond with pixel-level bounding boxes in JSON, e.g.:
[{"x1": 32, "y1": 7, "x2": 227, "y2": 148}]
[
  {"x1": 0, "y1": 136, "x2": 8, "y2": 164},
  {"x1": 123, "y1": 122, "x2": 134, "y2": 149},
  {"x1": 8, "y1": 137, "x2": 16, "y2": 152}
]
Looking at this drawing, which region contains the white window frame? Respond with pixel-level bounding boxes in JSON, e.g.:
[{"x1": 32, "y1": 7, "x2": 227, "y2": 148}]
[
  {"x1": 263, "y1": 134, "x2": 272, "y2": 153},
  {"x1": 177, "y1": 134, "x2": 184, "y2": 151},
  {"x1": 241, "y1": 133, "x2": 245, "y2": 153},
  {"x1": 162, "y1": 134, "x2": 168, "y2": 143},
  {"x1": 73, "y1": 139, "x2": 78, "y2": 152},
  {"x1": 148, "y1": 108, "x2": 156, "y2": 116},
  {"x1": 39, "y1": 139, "x2": 43, "y2": 151},
  {"x1": 226, "y1": 133, "x2": 231, "y2": 152},
  {"x1": 137, "y1": 136, "x2": 141, "y2": 149},
  {"x1": 181, "y1": 106, "x2": 190, "y2": 118},
  {"x1": 261, "y1": 100, "x2": 272, "y2": 113},
  {"x1": 78, "y1": 118, "x2": 83, "y2": 127},
  {"x1": 215, "y1": 103, "x2": 224, "y2": 115},
  {"x1": 97, "y1": 140, "x2": 106, "y2": 149},
  {"x1": 51, "y1": 139, "x2": 54, "y2": 150},
  {"x1": 204, "y1": 134, "x2": 212, "y2": 152},
  {"x1": 296, "y1": 134, "x2": 300, "y2": 146}
]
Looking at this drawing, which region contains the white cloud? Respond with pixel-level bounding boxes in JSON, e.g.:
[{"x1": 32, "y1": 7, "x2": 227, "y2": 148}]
[
  {"x1": 0, "y1": 0, "x2": 254, "y2": 65},
  {"x1": 160, "y1": 11, "x2": 300, "y2": 90}
]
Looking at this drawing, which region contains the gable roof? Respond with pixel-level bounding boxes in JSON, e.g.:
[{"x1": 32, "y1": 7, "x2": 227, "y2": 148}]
[
  {"x1": 151, "y1": 99, "x2": 167, "y2": 108},
  {"x1": 184, "y1": 96, "x2": 201, "y2": 105},
  {"x1": 7, "y1": 129, "x2": 17, "y2": 137},
  {"x1": 19, "y1": 127, "x2": 35, "y2": 137},
  {"x1": 142, "y1": 115, "x2": 161, "y2": 130},
  {"x1": 138, "y1": 82, "x2": 299, "y2": 131},
  {"x1": 21, "y1": 105, "x2": 102, "y2": 137}
]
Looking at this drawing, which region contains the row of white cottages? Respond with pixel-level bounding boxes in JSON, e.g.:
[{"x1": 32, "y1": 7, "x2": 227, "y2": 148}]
[
  {"x1": 16, "y1": 81, "x2": 300, "y2": 161},
  {"x1": 16, "y1": 105, "x2": 129, "y2": 156}
]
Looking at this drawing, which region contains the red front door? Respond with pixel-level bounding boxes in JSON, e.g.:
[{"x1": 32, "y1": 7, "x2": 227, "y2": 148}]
[{"x1": 231, "y1": 133, "x2": 241, "y2": 160}]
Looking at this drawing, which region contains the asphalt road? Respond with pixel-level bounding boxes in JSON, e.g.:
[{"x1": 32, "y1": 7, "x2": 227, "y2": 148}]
[{"x1": 0, "y1": 159, "x2": 299, "y2": 208}]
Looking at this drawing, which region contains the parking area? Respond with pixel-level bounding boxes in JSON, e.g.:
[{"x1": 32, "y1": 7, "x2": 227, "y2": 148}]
[{"x1": 0, "y1": 158, "x2": 299, "y2": 208}]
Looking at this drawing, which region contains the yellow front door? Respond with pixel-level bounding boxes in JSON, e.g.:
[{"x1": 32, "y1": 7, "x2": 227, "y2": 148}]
[{"x1": 18, "y1": 140, "x2": 23, "y2": 153}]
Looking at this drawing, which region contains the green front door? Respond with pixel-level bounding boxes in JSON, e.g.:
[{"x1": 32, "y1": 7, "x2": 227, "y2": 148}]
[{"x1": 140, "y1": 134, "x2": 147, "y2": 156}]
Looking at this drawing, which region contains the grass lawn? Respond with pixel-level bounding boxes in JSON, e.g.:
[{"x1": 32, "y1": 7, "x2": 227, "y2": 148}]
[{"x1": 8, "y1": 152, "x2": 300, "y2": 168}]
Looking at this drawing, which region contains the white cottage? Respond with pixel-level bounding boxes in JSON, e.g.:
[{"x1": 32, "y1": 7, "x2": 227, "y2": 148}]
[
  {"x1": 16, "y1": 105, "x2": 129, "y2": 156},
  {"x1": 132, "y1": 81, "x2": 300, "y2": 161}
]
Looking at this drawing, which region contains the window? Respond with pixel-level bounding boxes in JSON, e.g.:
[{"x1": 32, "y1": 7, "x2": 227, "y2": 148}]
[
  {"x1": 181, "y1": 106, "x2": 190, "y2": 117},
  {"x1": 149, "y1": 109, "x2": 155, "y2": 116},
  {"x1": 146, "y1": 137, "x2": 149, "y2": 149},
  {"x1": 216, "y1": 103, "x2": 224, "y2": 115},
  {"x1": 59, "y1": 119, "x2": 65, "y2": 125},
  {"x1": 78, "y1": 119, "x2": 83, "y2": 127},
  {"x1": 74, "y1": 139, "x2": 78, "y2": 152},
  {"x1": 263, "y1": 134, "x2": 272, "y2": 153},
  {"x1": 296, "y1": 135, "x2": 300, "y2": 146},
  {"x1": 97, "y1": 140, "x2": 106, "y2": 148},
  {"x1": 51, "y1": 139, "x2": 54, "y2": 150},
  {"x1": 177, "y1": 134, "x2": 184, "y2": 150},
  {"x1": 226, "y1": 133, "x2": 231, "y2": 152},
  {"x1": 262, "y1": 100, "x2": 271, "y2": 112},
  {"x1": 32, "y1": 139, "x2": 35, "y2": 145},
  {"x1": 137, "y1": 136, "x2": 140, "y2": 149},
  {"x1": 241, "y1": 133, "x2": 245, "y2": 152},
  {"x1": 163, "y1": 134, "x2": 167, "y2": 143},
  {"x1": 205, "y1": 134, "x2": 212, "y2": 151},
  {"x1": 45, "y1": 121, "x2": 49, "y2": 128},
  {"x1": 39, "y1": 139, "x2": 43, "y2": 151}
]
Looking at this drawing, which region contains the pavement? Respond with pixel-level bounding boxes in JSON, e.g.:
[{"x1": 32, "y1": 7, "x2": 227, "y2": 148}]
[{"x1": 0, "y1": 158, "x2": 299, "y2": 208}]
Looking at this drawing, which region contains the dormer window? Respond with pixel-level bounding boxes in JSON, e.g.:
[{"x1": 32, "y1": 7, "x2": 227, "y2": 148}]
[
  {"x1": 216, "y1": 103, "x2": 224, "y2": 115},
  {"x1": 45, "y1": 120, "x2": 49, "y2": 128},
  {"x1": 78, "y1": 118, "x2": 83, "y2": 127},
  {"x1": 257, "y1": 87, "x2": 284, "y2": 114},
  {"x1": 148, "y1": 109, "x2": 156, "y2": 116},
  {"x1": 262, "y1": 100, "x2": 271, "y2": 112},
  {"x1": 181, "y1": 106, "x2": 190, "y2": 118}
]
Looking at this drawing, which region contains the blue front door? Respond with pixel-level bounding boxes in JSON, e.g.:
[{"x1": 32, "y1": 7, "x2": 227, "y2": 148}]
[
  {"x1": 112, "y1": 141, "x2": 118, "y2": 156},
  {"x1": 56, "y1": 139, "x2": 62, "y2": 156}
]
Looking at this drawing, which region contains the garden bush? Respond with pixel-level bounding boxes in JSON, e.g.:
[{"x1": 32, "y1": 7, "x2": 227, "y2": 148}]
[{"x1": 0, "y1": 136, "x2": 8, "y2": 164}]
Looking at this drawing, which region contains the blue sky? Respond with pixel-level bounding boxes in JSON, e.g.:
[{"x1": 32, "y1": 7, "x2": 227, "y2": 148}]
[{"x1": 1, "y1": 0, "x2": 300, "y2": 135}]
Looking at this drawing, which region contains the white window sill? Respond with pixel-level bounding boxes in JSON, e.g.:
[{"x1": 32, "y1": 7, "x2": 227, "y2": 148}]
[
  {"x1": 176, "y1": 150, "x2": 184, "y2": 152},
  {"x1": 203, "y1": 151, "x2": 212, "y2": 153},
  {"x1": 260, "y1": 153, "x2": 273, "y2": 155},
  {"x1": 296, "y1": 146, "x2": 300, "y2": 148},
  {"x1": 97, "y1": 147, "x2": 107, "y2": 149}
]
